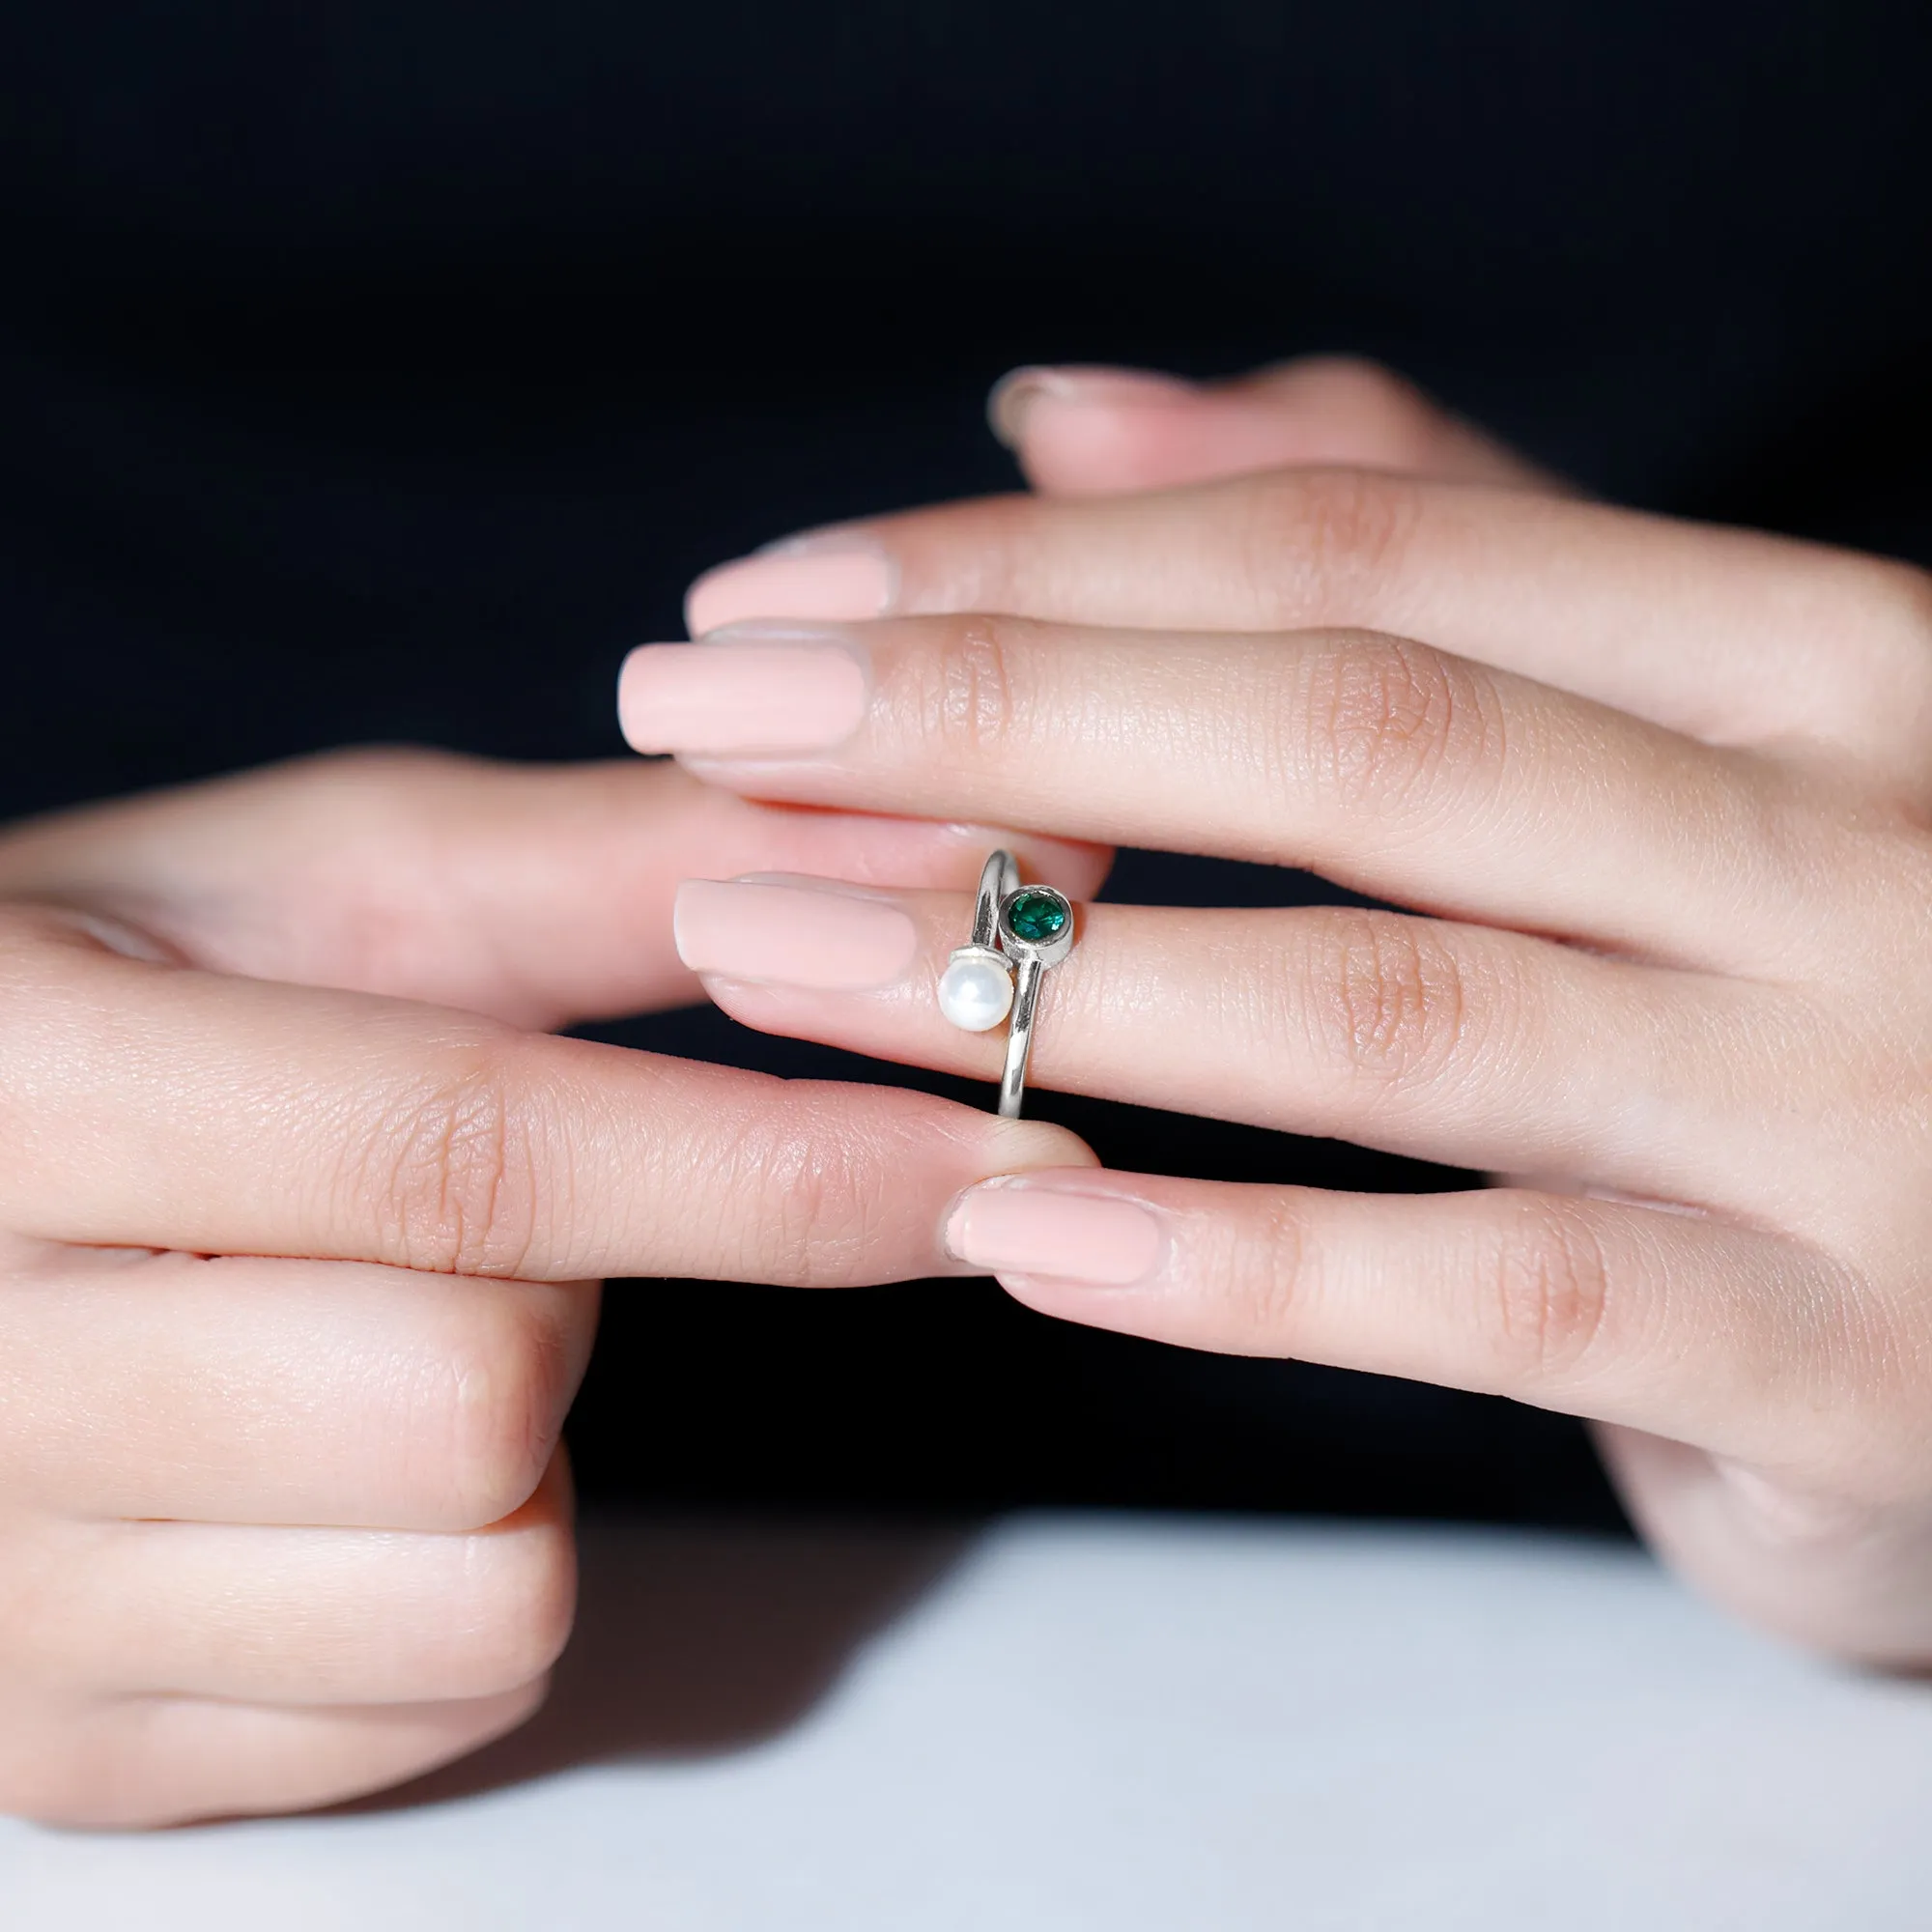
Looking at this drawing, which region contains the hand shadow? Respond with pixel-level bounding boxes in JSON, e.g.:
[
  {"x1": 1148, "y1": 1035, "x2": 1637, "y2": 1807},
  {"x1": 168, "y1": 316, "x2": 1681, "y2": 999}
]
[{"x1": 334, "y1": 1511, "x2": 974, "y2": 1816}]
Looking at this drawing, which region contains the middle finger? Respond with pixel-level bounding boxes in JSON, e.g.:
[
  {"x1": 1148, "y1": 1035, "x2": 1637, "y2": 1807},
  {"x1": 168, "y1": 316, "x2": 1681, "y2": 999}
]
[{"x1": 623, "y1": 615, "x2": 1861, "y2": 975}]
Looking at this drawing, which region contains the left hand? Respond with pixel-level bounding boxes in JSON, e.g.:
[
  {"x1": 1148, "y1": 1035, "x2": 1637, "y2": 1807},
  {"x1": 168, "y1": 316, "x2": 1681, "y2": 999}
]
[{"x1": 617, "y1": 358, "x2": 1932, "y2": 1664}]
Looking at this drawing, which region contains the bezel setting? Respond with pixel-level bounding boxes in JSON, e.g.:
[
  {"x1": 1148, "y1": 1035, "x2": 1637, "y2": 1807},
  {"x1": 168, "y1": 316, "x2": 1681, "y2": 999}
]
[{"x1": 996, "y1": 886, "x2": 1075, "y2": 967}]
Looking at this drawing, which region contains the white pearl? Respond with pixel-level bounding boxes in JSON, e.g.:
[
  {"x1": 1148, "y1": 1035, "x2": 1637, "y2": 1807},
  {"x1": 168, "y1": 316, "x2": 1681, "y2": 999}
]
[{"x1": 938, "y1": 952, "x2": 1014, "y2": 1032}]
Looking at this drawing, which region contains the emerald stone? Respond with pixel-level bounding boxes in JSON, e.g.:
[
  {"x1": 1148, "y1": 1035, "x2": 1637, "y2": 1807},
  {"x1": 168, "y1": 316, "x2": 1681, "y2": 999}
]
[{"x1": 1005, "y1": 889, "x2": 1070, "y2": 944}]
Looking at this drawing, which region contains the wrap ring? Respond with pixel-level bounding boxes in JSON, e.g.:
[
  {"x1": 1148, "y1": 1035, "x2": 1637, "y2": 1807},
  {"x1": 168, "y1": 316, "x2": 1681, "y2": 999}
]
[{"x1": 936, "y1": 849, "x2": 1076, "y2": 1119}]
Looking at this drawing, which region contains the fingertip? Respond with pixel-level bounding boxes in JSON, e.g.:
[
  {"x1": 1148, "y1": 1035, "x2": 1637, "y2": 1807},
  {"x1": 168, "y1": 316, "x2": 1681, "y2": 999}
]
[
  {"x1": 992, "y1": 352, "x2": 1549, "y2": 495},
  {"x1": 614, "y1": 643, "x2": 665, "y2": 754},
  {"x1": 987, "y1": 364, "x2": 1198, "y2": 449},
  {"x1": 990, "y1": 365, "x2": 1208, "y2": 494},
  {"x1": 978, "y1": 1115, "x2": 1103, "y2": 1179},
  {"x1": 683, "y1": 540, "x2": 896, "y2": 638}
]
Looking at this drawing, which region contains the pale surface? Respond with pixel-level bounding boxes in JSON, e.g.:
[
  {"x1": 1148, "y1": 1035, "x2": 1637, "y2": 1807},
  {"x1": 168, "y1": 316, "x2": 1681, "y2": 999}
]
[{"x1": 7, "y1": 1514, "x2": 1930, "y2": 1930}]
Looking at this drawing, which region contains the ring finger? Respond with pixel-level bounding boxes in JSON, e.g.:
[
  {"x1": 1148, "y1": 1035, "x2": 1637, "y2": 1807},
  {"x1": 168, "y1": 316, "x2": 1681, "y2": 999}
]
[{"x1": 672, "y1": 878, "x2": 1805, "y2": 1222}]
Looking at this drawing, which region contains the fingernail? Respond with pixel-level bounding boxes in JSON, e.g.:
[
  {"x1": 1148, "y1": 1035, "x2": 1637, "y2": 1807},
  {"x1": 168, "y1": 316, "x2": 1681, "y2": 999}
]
[
  {"x1": 673, "y1": 877, "x2": 919, "y2": 990},
  {"x1": 986, "y1": 365, "x2": 1199, "y2": 448},
  {"x1": 686, "y1": 536, "x2": 896, "y2": 637},
  {"x1": 618, "y1": 629, "x2": 868, "y2": 756},
  {"x1": 944, "y1": 1178, "x2": 1166, "y2": 1286}
]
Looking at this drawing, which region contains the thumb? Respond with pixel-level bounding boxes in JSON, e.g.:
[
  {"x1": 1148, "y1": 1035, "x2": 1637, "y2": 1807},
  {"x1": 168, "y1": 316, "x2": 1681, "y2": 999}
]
[
  {"x1": 0, "y1": 749, "x2": 1110, "y2": 1029},
  {"x1": 989, "y1": 355, "x2": 1565, "y2": 497}
]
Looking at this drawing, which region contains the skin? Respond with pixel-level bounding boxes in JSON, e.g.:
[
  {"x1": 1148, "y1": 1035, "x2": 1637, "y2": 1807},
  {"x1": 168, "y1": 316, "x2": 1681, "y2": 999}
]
[
  {"x1": 654, "y1": 357, "x2": 1932, "y2": 1669},
  {"x1": 0, "y1": 750, "x2": 1103, "y2": 1826}
]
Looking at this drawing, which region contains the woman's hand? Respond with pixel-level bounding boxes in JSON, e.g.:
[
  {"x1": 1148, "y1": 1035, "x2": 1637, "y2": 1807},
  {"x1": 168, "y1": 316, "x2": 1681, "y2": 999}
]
[
  {"x1": 621, "y1": 360, "x2": 1932, "y2": 1665},
  {"x1": 0, "y1": 749, "x2": 1098, "y2": 1825}
]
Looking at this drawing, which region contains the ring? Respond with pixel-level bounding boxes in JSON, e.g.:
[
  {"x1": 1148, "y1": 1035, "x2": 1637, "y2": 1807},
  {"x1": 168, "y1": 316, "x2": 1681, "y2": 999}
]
[{"x1": 936, "y1": 848, "x2": 1076, "y2": 1118}]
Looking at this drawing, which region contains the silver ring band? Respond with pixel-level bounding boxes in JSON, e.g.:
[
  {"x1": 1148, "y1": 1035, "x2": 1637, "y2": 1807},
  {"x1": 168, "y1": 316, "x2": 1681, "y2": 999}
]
[{"x1": 937, "y1": 848, "x2": 1076, "y2": 1119}]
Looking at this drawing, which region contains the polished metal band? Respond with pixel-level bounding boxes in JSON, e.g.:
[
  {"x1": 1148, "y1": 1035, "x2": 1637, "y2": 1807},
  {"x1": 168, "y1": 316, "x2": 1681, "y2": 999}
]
[
  {"x1": 998, "y1": 945, "x2": 1046, "y2": 1120},
  {"x1": 973, "y1": 848, "x2": 1019, "y2": 952}
]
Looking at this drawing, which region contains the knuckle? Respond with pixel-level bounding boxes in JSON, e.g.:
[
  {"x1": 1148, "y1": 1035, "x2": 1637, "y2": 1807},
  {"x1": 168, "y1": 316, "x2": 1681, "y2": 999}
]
[
  {"x1": 432, "y1": 1293, "x2": 579, "y2": 1528},
  {"x1": 1286, "y1": 631, "x2": 1499, "y2": 815},
  {"x1": 1247, "y1": 468, "x2": 1426, "y2": 603},
  {"x1": 440, "y1": 1521, "x2": 579, "y2": 1694},
  {"x1": 1483, "y1": 1200, "x2": 1617, "y2": 1385},
  {"x1": 1277, "y1": 355, "x2": 1441, "y2": 443},
  {"x1": 710, "y1": 1093, "x2": 886, "y2": 1287},
  {"x1": 1280, "y1": 353, "x2": 1414, "y2": 404},
  {"x1": 1237, "y1": 1190, "x2": 1315, "y2": 1339},
  {"x1": 295, "y1": 743, "x2": 469, "y2": 789},
  {"x1": 1293, "y1": 910, "x2": 1486, "y2": 1092},
  {"x1": 355, "y1": 1043, "x2": 549, "y2": 1278},
  {"x1": 898, "y1": 614, "x2": 1033, "y2": 767}
]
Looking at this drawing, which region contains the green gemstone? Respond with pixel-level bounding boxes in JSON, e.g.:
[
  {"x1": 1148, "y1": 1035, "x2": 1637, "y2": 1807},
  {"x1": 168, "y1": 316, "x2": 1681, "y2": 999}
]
[{"x1": 1006, "y1": 889, "x2": 1070, "y2": 944}]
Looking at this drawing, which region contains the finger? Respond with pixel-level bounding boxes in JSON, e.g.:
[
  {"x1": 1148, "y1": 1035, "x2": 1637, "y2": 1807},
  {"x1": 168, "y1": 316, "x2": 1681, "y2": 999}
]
[
  {"x1": 672, "y1": 881, "x2": 1792, "y2": 1218},
  {"x1": 990, "y1": 356, "x2": 1561, "y2": 496},
  {"x1": 21, "y1": 1460, "x2": 577, "y2": 1703},
  {"x1": 1593, "y1": 1425, "x2": 1932, "y2": 1665},
  {"x1": 0, "y1": 905, "x2": 1094, "y2": 1276},
  {"x1": 6, "y1": 1684, "x2": 547, "y2": 1828},
  {"x1": 623, "y1": 618, "x2": 1853, "y2": 973},
  {"x1": 684, "y1": 475, "x2": 1932, "y2": 784},
  {"x1": 0, "y1": 750, "x2": 1109, "y2": 1030},
  {"x1": 0, "y1": 1258, "x2": 595, "y2": 1527},
  {"x1": 940, "y1": 1171, "x2": 1874, "y2": 1479}
]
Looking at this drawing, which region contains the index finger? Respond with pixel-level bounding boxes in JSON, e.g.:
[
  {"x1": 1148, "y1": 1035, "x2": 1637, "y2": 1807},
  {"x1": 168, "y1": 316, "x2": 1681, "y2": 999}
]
[
  {"x1": 685, "y1": 474, "x2": 1932, "y2": 787},
  {"x1": 0, "y1": 909, "x2": 1090, "y2": 1282}
]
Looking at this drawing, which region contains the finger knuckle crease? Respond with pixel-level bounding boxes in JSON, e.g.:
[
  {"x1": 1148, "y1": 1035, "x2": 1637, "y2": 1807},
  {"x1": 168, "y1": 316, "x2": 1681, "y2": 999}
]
[
  {"x1": 920, "y1": 617, "x2": 1029, "y2": 764},
  {"x1": 1292, "y1": 634, "x2": 1492, "y2": 813},
  {"x1": 1255, "y1": 469, "x2": 1424, "y2": 597},
  {"x1": 1298, "y1": 912, "x2": 1478, "y2": 1091},
  {"x1": 724, "y1": 1105, "x2": 885, "y2": 1285},
  {"x1": 1241, "y1": 1193, "x2": 1313, "y2": 1335},
  {"x1": 1490, "y1": 1206, "x2": 1616, "y2": 1382},
  {"x1": 358, "y1": 1053, "x2": 545, "y2": 1276}
]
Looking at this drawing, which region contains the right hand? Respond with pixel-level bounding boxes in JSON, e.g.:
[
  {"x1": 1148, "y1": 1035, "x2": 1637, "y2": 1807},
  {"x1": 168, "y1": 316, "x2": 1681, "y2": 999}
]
[{"x1": 0, "y1": 748, "x2": 1098, "y2": 1826}]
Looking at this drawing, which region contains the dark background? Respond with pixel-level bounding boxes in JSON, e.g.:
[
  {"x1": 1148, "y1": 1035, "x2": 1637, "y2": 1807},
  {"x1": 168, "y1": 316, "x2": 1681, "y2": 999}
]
[{"x1": 4, "y1": 1, "x2": 1928, "y2": 1528}]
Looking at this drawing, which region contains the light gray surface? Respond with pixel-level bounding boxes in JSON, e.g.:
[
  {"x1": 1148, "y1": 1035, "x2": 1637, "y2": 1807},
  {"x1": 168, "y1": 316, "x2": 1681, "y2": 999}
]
[{"x1": 7, "y1": 1514, "x2": 1930, "y2": 1929}]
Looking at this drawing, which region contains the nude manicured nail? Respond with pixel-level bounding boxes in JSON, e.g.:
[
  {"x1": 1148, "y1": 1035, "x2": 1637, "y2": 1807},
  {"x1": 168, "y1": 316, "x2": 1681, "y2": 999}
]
[
  {"x1": 987, "y1": 365, "x2": 1199, "y2": 447},
  {"x1": 673, "y1": 877, "x2": 919, "y2": 990},
  {"x1": 618, "y1": 632, "x2": 868, "y2": 756},
  {"x1": 686, "y1": 539, "x2": 896, "y2": 637},
  {"x1": 944, "y1": 1179, "x2": 1166, "y2": 1286}
]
